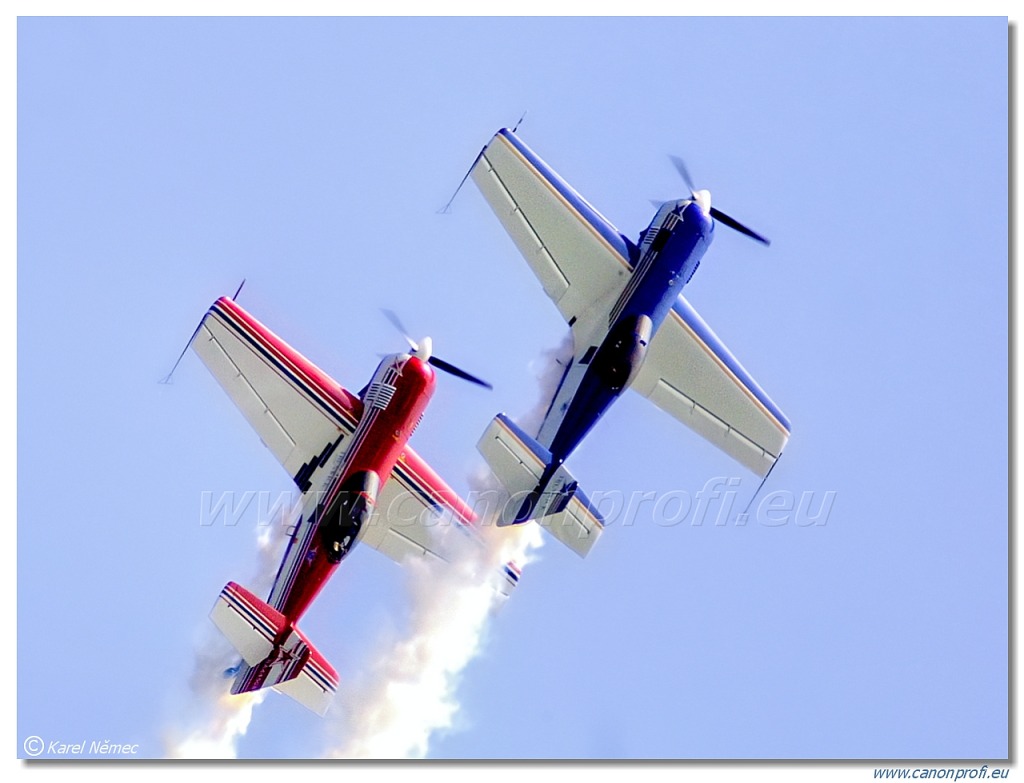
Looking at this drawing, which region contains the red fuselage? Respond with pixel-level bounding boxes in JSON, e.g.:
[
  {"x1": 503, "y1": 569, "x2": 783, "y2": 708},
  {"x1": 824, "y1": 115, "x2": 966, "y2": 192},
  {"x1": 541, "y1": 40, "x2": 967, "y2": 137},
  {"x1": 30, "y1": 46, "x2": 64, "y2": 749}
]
[{"x1": 276, "y1": 353, "x2": 436, "y2": 624}]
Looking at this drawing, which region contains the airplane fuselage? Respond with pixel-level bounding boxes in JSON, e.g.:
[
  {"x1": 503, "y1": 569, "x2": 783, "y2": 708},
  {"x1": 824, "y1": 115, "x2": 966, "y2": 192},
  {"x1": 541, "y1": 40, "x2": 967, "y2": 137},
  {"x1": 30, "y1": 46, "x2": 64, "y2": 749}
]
[
  {"x1": 196, "y1": 295, "x2": 490, "y2": 712},
  {"x1": 473, "y1": 126, "x2": 784, "y2": 537},
  {"x1": 544, "y1": 200, "x2": 714, "y2": 464},
  {"x1": 273, "y1": 353, "x2": 436, "y2": 624}
]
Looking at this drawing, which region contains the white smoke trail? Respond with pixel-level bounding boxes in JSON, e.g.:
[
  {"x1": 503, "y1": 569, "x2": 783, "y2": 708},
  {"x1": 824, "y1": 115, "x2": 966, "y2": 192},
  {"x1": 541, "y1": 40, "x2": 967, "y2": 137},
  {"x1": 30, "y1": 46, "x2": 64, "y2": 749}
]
[
  {"x1": 163, "y1": 515, "x2": 291, "y2": 758},
  {"x1": 323, "y1": 338, "x2": 573, "y2": 758},
  {"x1": 326, "y1": 517, "x2": 542, "y2": 759},
  {"x1": 163, "y1": 338, "x2": 573, "y2": 758},
  {"x1": 513, "y1": 333, "x2": 575, "y2": 438}
]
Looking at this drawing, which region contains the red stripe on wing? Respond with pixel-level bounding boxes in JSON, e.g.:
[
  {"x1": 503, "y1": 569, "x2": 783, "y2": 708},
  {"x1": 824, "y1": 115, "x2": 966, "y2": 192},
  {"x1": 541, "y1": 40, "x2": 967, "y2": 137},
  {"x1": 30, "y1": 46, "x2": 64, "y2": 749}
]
[
  {"x1": 398, "y1": 447, "x2": 478, "y2": 528},
  {"x1": 213, "y1": 296, "x2": 363, "y2": 427}
]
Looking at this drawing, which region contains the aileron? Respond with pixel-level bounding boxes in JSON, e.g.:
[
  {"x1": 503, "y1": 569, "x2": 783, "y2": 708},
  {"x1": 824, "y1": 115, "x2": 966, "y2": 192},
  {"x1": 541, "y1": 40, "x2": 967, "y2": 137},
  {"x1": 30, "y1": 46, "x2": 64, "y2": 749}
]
[
  {"x1": 470, "y1": 127, "x2": 791, "y2": 549},
  {"x1": 186, "y1": 294, "x2": 509, "y2": 717},
  {"x1": 633, "y1": 296, "x2": 790, "y2": 476},
  {"x1": 472, "y1": 129, "x2": 634, "y2": 337},
  {"x1": 190, "y1": 297, "x2": 357, "y2": 485}
]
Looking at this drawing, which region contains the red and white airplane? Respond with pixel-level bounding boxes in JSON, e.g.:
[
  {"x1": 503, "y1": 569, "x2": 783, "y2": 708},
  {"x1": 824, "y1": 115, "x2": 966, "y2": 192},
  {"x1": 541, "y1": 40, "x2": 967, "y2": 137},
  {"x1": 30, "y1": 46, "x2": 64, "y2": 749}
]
[{"x1": 184, "y1": 295, "x2": 510, "y2": 715}]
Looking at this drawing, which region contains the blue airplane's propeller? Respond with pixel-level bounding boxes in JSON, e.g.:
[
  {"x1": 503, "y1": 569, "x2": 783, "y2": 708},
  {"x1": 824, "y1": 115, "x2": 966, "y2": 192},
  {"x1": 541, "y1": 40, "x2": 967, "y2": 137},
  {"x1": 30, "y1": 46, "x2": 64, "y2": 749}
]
[
  {"x1": 670, "y1": 155, "x2": 771, "y2": 246},
  {"x1": 381, "y1": 309, "x2": 492, "y2": 390},
  {"x1": 669, "y1": 155, "x2": 698, "y2": 194}
]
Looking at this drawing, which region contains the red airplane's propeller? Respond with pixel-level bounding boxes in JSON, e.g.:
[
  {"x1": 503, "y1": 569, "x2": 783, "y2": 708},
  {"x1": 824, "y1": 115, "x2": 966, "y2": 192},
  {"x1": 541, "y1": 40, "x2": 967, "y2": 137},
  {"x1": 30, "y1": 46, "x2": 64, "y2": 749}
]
[
  {"x1": 381, "y1": 309, "x2": 492, "y2": 390},
  {"x1": 669, "y1": 155, "x2": 771, "y2": 246}
]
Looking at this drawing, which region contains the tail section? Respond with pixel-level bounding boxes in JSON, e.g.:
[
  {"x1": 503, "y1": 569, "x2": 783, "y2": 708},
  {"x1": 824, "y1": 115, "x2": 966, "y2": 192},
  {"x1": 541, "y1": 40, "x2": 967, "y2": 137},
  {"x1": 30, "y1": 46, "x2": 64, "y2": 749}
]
[
  {"x1": 477, "y1": 414, "x2": 604, "y2": 557},
  {"x1": 485, "y1": 560, "x2": 522, "y2": 599},
  {"x1": 210, "y1": 582, "x2": 339, "y2": 716}
]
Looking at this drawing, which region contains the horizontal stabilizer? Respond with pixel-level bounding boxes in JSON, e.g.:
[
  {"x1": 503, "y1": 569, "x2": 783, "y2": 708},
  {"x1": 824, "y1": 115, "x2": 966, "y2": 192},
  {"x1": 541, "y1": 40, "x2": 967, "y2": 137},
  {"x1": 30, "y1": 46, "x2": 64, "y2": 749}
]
[
  {"x1": 210, "y1": 582, "x2": 283, "y2": 666},
  {"x1": 492, "y1": 560, "x2": 522, "y2": 598},
  {"x1": 210, "y1": 582, "x2": 339, "y2": 716},
  {"x1": 477, "y1": 414, "x2": 604, "y2": 558}
]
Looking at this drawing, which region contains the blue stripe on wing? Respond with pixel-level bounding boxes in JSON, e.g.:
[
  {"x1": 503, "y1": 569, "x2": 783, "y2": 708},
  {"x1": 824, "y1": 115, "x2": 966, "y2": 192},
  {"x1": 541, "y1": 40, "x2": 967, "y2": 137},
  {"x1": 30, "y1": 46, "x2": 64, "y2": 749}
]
[
  {"x1": 496, "y1": 129, "x2": 636, "y2": 267},
  {"x1": 223, "y1": 586, "x2": 278, "y2": 642},
  {"x1": 210, "y1": 302, "x2": 357, "y2": 432},
  {"x1": 671, "y1": 296, "x2": 792, "y2": 434},
  {"x1": 303, "y1": 658, "x2": 339, "y2": 691}
]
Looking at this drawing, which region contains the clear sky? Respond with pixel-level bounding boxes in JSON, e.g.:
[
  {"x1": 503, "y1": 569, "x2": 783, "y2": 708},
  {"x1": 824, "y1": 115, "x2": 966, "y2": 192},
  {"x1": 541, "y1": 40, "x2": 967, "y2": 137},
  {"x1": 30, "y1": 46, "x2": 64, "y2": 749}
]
[{"x1": 17, "y1": 16, "x2": 1008, "y2": 762}]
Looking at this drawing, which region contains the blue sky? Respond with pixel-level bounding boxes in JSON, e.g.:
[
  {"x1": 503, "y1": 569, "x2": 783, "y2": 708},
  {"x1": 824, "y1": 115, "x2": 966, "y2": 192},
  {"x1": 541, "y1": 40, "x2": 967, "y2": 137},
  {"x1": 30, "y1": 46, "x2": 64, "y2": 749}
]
[{"x1": 17, "y1": 16, "x2": 1007, "y2": 761}]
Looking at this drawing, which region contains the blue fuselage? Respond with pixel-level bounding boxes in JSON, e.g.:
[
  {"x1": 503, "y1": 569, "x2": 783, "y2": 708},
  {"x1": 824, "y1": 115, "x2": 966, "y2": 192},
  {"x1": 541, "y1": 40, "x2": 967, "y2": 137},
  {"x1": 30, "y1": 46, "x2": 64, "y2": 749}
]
[{"x1": 546, "y1": 200, "x2": 714, "y2": 464}]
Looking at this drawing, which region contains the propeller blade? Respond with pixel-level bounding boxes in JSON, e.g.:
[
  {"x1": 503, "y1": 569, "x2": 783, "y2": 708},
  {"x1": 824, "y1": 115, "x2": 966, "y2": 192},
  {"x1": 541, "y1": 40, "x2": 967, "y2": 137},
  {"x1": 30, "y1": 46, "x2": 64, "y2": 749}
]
[
  {"x1": 381, "y1": 309, "x2": 491, "y2": 388},
  {"x1": 709, "y1": 206, "x2": 771, "y2": 246},
  {"x1": 428, "y1": 356, "x2": 493, "y2": 390},
  {"x1": 669, "y1": 155, "x2": 696, "y2": 195},
  {"x1": 380, "y1": 309, "x2": 418, "y2": 350}
]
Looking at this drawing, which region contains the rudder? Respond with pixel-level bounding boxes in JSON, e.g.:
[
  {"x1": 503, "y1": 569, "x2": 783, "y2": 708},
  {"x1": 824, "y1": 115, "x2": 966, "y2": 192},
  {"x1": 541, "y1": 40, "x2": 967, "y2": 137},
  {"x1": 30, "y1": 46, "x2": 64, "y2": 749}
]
[
  {"x1": 210, "y1": 582, "x2": 339, "y2": 716},
  {"x1": 477, "y1": 413, "x2": 604, "y2": 557}
]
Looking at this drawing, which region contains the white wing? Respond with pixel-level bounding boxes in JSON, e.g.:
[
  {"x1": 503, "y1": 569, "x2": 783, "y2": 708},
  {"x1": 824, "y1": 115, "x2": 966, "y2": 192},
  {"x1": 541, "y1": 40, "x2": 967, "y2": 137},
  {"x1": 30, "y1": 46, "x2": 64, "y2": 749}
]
[
  {"x1": 190, "y1": 296, "x2": 360, "y2": 489},
  {"x1": 631, "y1": 295, "x2": 792, "y2": 477},
  {"x1": 193, "y1": 297, "x2": 518, "y2": 596},
  {"x1": 359, "y1": 455, "x2": 520, "y2": 596},
  {"x1": 360, "y1": 452, "x2": 475, "y2": 562},
  {"x1": 471, "y1": 128, "x2": 636, "y2": 345}
]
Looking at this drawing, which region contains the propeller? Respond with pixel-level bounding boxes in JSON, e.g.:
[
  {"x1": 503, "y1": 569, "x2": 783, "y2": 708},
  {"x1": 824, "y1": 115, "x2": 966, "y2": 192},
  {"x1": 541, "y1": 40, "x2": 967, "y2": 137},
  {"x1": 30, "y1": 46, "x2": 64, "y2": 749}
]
[
  {"x1": 669, "y1": 155, "x2": 697, "y2": 194},
  {"x1": 669, "y1": 155, "x2": 771, "y2": 246},
  {"x1": 381, "y1": 309, "x2": 492, "y2": 389}
]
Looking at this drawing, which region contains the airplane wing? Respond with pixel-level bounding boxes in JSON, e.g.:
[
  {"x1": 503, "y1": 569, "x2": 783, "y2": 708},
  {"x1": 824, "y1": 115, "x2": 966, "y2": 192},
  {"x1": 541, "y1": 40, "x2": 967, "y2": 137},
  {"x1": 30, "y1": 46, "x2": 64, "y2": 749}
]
[
  {"x1": 360, "y1": 450, "x2": 475, "y2": 560},
  {"x1": 631, "y1": 295, "x2": 791, "y2": 477},
  {"x1": 190, "y1": 296, "x2": 362, "y2": 489},
  {"x1": 360, "y1": 454, "x2": 520, "y2": 596},
  {"x1": 193, "y1": 296, "x2": 518, "y2": 595},
  {"x1": 471, "y1": 128, "x2": 636, "y2": 344}
]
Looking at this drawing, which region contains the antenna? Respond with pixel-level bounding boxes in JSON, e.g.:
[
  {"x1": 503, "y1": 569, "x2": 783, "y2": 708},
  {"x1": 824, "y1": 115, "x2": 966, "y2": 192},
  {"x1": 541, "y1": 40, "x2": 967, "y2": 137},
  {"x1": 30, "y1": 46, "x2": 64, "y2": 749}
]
[
  {"x1": 511, "y1": 109, "x2": 528, "y2": 133},
  {"x1": 159, "y1": 279, "x2": 246, "y2": 384},
  {"x1": 738, "y1": 455, "x2": 783, "y2": 522},
  {"x1": 438, "y1": 114, "x2": 527, "y2": 214},
  {"x1": 438, "y1": 146, "x2": 486, "y2": 214},
  {"x1": 159, "y1": 320, "x2": 204, "y2": 385}
]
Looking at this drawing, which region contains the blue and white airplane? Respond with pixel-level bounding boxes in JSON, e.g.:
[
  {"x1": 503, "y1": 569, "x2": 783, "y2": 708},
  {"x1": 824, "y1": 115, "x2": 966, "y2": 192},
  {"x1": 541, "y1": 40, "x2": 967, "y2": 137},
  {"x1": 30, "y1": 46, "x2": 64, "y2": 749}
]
[{"x1": 471, "y1": 128, "x2": 791, "y2": 557}]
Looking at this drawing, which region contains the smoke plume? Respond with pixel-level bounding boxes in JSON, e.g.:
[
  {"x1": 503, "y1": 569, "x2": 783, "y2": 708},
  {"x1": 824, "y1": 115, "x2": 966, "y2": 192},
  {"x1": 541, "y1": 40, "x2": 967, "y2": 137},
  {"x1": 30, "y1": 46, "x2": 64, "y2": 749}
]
[
  {"x1": 325, "y1": 518, "x2": 542, "y2": 758},
  {"x1": 166, "y1": 338, "x2": 572, "y2": 758},
  {"x1": 163, "y1": 520, "x2": 290, "y2": 758},
  {"x1": 323, "y1": 338, "x2": 572, "y2": 758}
]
